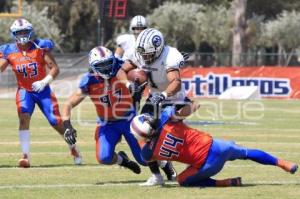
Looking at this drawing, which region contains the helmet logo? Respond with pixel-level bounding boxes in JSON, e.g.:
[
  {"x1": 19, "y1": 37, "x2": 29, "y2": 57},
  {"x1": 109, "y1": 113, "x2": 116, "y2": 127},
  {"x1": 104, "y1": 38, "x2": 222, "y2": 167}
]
[{"x1": 152, "y1": 35, "x2": 161, "y2": 48}]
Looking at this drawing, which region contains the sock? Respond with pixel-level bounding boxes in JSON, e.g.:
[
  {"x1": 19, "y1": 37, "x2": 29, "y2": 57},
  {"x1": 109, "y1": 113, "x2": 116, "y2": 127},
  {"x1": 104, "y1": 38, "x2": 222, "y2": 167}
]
[
  {"x1": 215, "y1": 179, "x2": 232, "y2": 187},
  {"x1": 19, "y1": 130, "x2": 30, "y2": 158},
  {"x1": 158, "y1": 160, "x2": 167, "y2": 168},
  {"x1": 148, "y1": 161, "x2": 161, "y2": 174},
  {"x1": 246, "y1": 149, "x2": 278, "y2": 165},
  {"x1": 117, "y1": 154, "x2": 123, "y2": 165},
  {"x1": 68, "y1": 143, "x2": 76, "y2": 150}
]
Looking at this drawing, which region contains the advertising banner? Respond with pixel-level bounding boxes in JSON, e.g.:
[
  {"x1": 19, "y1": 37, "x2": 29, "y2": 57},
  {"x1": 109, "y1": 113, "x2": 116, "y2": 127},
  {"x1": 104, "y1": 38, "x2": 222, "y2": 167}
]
[{"x1": 180, "y1": 67, "x2": 300, "y2": 99}]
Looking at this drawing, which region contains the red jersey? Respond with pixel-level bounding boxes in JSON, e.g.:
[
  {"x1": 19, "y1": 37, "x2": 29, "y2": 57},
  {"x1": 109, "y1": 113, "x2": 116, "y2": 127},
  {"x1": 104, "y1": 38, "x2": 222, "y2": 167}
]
[
  {"x1": 151, "y1": 122, "x2": 213, "y2": 168},
  {"x1": 0, "y1": 39, "x2": 54, "y2": 91},
  {"x1": 79, "y1": 73, "x2": 133, "y2": 121}
]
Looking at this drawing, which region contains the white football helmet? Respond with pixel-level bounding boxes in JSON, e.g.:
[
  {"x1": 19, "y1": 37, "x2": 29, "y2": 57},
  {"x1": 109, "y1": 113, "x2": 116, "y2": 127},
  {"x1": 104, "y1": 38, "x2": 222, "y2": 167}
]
[
  {"x1": 10, "y1": 18, "x2": 34, "y2": 45},
  {"x1": 130, "y1": 114, "x2": 155, "y2": 141},
  {"x1": 89, "y1": 46, "x2": 118, "y2": 79},
  {"x1": 129, "y1": 15, "x2": 148, "y2": 37},
  {"x1": 135, "y1": 28, "x2": 165, "y2": 64}
]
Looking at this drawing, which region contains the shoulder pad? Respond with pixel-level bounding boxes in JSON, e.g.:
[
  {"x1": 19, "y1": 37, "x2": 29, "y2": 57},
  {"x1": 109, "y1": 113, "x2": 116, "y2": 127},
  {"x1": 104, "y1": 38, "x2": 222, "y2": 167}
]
[
  {"x1": 79, "y1": 73, "x2": 91, "y2": 89},
  {"x1": 165, "y1": 46, "x2": 184, "y2": 69},
  {"x1": 0, "y1": 43, "x2": 17, "y2": 59},
  {"x1": 116, "y1": 34, "x2": 132, "y2": 46},
  {"x1": 35, "y1": 39, "x2": 55, "y2": 50}
]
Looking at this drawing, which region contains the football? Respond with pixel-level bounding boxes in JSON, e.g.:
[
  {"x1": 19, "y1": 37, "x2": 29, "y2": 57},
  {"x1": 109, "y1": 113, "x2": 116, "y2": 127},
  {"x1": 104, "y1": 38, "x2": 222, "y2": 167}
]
[{"x1": 127, "y1": 69, "x2": 148, "y2": 84}]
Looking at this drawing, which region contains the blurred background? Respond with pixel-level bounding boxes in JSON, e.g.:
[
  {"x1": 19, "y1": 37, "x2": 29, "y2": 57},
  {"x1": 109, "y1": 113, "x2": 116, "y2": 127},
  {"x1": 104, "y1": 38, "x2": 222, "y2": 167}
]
[
  {"x1": 1, "y1": 0, "x2": 300, "y2": 99},
  {"x1": 1, "y1": 0, "x2": 300, "y2": 67}
]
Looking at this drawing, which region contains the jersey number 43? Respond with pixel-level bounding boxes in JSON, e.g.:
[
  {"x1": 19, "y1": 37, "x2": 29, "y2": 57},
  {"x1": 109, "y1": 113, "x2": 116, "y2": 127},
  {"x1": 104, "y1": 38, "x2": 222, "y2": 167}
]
[{"x1": 16, "y1": 62, "x2": 38, "y2": 78}]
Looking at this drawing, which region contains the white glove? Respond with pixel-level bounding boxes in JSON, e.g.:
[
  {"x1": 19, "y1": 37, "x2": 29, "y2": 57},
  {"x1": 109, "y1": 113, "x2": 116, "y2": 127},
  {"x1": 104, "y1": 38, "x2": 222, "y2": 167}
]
[{"x1": 32, "y1": 75, "x2": 53, "y2": 93}]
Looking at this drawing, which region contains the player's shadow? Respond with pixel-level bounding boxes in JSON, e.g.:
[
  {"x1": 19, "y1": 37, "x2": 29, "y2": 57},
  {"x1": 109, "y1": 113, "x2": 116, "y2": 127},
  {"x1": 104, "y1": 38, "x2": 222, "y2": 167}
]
[
  {"x1": 0, "y1": 165, "x2": 17, "y2": 168},
  {"x1": 95, "y1": 180, "x2": 146, "y2": 185},
  {"x1": 95, "y1": 180, "x2": 179, "y2": 188}
]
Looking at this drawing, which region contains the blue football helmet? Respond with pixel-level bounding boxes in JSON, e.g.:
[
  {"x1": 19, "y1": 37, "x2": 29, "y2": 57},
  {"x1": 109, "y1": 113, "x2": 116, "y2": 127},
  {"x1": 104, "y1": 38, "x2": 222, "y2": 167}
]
[
  {"x1": 10, "y1": 18, "x2": 34, "y2": 45},
  {"x1": 89, "y1": 46, "x2": 123, "y2": 79}
]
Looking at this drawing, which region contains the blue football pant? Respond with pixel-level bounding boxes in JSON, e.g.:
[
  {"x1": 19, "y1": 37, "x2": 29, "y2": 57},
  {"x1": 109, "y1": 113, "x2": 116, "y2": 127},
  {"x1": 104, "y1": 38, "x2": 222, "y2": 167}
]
[
  {"x1": 16, "y1": 86, "x2": 62, "y2": 126},
  {"x1": 179, "y1": 138, "x2": 278, "y2": 186},
  {"x1": 95, "y1": 119, "x2": 146, "y2": 166}
]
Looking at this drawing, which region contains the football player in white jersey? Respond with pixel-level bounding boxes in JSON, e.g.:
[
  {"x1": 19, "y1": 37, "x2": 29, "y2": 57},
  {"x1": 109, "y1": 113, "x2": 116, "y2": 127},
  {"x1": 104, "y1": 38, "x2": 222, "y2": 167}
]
[
  {"x1": 118, "y1": 28, "x2": 197, "y2": 186},
  {"x1": 114, "y1": 15, "x2": 148, "y2": 60},
  {"x1": 116, "y1": 18, "x2": 179, "y2": 186}
]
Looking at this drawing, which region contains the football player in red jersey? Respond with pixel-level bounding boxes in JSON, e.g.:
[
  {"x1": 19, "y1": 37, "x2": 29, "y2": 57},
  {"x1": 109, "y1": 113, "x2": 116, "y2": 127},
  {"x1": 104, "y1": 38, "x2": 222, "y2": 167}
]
[
  {"x1": 130, "y1": 106, "x2": 298, "y2": 187},
  {"x1": 61, "y1": 46, "x2": 146, "y2": 174},
  {"x1": 0, "y1": 18, "x2": 81, "y2": 168}
]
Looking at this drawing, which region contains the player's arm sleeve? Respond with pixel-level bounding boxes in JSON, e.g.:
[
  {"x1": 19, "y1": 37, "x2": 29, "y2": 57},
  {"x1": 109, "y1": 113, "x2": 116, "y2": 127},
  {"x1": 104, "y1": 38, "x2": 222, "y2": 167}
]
[
  {"x1": 157, "y1": 106, "x2": 176, "y2": 129},
  {"x1": 0, "y1": 45, "x2": 8, "y2": 61},
  {"x1": 78, "y1": 73, "x2": 91, "y2": 94}
]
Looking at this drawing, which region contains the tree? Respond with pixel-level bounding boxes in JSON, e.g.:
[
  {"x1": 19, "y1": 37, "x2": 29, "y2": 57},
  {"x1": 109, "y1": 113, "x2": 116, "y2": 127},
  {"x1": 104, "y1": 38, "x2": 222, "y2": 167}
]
[
  {"x1": 261, "y1": 10, "x2": 300, "y2": 65},
  {"x1": 148, "y1": 2, "x2": 203, "y2": 48},
  {"x1": 52, "y1": 0, "x2": 98, "y2": 52},
  {"x1": 231, "y1": 0, "x2": 247, "y2": 66},
  {"x1": 0, "y1": 0, "x2": 12, "y2": 12},
  {"x1": 247, "y1": 0, "x2": 300, "y2": 20},
  {"x1": 192, "y1": 5, "x2": 232, "y2": 65},
  {"x1": 0, "y1": 1, "x2": 63, "y2": 52}
]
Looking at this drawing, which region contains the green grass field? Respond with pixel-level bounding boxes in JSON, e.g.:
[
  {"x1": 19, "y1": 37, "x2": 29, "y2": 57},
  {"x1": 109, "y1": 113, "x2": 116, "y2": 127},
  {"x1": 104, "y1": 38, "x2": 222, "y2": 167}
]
[{"x1": 0, "y1": 99, "x2": 299, "y2": 199}]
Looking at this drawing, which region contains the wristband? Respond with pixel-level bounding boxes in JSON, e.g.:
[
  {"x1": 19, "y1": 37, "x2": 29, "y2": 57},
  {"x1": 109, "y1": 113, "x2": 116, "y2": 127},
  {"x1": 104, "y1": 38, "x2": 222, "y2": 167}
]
[
  {"x1": 63, "y1": 120, "x2": 72, "y2": 129},
  {"x1": 161, "y1": 91, "x2": 168, "y2": 98},
  {"x1": 42, "y1": 74, "x2": 53, "y2": 85}
]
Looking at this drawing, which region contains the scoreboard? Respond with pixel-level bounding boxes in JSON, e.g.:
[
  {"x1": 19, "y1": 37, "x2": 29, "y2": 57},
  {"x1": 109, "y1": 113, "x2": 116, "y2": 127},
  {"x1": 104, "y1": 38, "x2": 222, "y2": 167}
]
[{"x1": 101, "y1": 0, "x2": 128, "y2": 19}]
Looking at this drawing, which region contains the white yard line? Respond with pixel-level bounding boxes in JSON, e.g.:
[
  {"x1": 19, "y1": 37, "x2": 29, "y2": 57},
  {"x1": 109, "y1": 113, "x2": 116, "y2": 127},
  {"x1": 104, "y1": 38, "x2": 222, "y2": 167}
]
[
  {"x1": 0, "y1": 180, "x2": 299, "y2": 189},
  {"x1": 0, "y1": 163, "x2": 298, "y2": 171},
  {"x1": 266, "y1": 108, "x2": 300, "y2": 114},
  {"x1": 208, "y1": 128, "x2": 300, "y2": 132}
]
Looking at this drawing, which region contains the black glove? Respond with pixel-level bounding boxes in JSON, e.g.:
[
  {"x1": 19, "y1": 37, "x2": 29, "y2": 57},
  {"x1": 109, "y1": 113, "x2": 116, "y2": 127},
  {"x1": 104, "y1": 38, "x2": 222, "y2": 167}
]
[
  {"x1": 63, "y1": 120, "x2": 77, "y2": 145},
  {"x1": 128, "y1": 79, "x2": 147, "y2": 103},
  {"x1": 149, "y1": 93, "x2": 166, "y2": 105}
]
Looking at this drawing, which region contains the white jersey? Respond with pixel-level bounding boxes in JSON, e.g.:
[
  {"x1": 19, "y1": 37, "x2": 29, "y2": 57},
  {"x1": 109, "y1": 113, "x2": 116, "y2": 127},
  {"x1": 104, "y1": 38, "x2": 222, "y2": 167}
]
[
  {"x1": 115, "y1": 34, "x2": 136, "y2": 61},
  {"x1": 131, "y1": 45, "x2": 186, "y2": 102}
]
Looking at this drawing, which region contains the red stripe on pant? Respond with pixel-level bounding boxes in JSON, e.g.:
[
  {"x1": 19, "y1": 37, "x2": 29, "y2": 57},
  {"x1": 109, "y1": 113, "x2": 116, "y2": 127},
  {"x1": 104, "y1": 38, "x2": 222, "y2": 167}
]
[
  {"x1": 95, "y1": 125, "x2": 101, "y2": 163},
  {"x1": 177, "y1": 166, "x2": 198, "y2": 185},
  {"x1": 50, "y1": 92, "x2": 62, "y2": 126},
  {"x1": 16, "y1": 88, "x2": 22, "y2": 113}
]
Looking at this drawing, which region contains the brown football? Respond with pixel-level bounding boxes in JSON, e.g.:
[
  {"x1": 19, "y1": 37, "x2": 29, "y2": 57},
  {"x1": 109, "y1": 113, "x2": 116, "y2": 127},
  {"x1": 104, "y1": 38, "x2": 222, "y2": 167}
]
[{"x1": 127, "y1": 69, "x2": 148, "y2": 84}]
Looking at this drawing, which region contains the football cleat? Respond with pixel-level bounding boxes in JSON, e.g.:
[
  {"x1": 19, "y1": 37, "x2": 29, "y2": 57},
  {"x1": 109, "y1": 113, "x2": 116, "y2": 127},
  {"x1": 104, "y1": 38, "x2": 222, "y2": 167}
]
[
  {"x1": 70, "y1": 145, "x2": 82, "y2": 165},
  {"x1": 139, "y1": 174, "x2": 164, "y2": 186},
  {"x1": 277, "y1": 159, "x2": 298, "y2": 174},
  {"x1": 118, "y1": 151, "x2": 141, "y2": 174},
  {"x1": 18, "y1": 154, "x2": 30, "y2": 168},
  {"x1": 161, "y1": 161, "x2": 177, "y2": 181}
]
